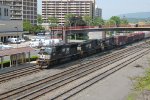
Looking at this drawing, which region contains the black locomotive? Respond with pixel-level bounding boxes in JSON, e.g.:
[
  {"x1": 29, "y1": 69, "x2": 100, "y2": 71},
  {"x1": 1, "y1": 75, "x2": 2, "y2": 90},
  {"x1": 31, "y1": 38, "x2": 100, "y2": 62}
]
[{"x1": 36, "y1": 37, "x2": 115, "y2": 68}]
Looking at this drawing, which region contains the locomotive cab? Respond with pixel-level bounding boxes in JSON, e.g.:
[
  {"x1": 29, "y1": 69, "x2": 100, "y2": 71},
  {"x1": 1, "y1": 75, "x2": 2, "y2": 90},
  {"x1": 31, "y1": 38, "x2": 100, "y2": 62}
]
[
  {"x1": 37, "y1": 47, "x2": 54, "y2": 68},
  {"x1": 38, "y1": 47, "x2": 53, "y2": 60}
]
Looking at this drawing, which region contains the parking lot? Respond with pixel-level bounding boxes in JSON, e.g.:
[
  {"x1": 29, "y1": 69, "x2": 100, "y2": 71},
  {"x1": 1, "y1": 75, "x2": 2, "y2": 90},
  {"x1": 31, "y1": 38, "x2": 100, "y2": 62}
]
[{"x1": 8, "y1": 41, "x2": 30, "y2": 48}]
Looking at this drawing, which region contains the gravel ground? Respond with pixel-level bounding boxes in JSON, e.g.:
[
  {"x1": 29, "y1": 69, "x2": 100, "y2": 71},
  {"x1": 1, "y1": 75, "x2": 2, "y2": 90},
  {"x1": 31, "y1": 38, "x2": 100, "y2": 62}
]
[{"x1": 70, "y1": 50, "x2": 150, "y2": 100}]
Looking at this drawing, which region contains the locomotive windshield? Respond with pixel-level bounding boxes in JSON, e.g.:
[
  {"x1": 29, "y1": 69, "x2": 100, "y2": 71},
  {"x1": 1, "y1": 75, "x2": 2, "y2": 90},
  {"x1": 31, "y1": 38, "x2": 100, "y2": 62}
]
[{"x1": 38, "y1": 47, "x2": 53, "y2": 55}]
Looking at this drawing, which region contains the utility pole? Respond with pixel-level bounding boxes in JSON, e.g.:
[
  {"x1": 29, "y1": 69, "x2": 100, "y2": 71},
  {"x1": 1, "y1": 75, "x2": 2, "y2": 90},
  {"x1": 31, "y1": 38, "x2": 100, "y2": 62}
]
[{"x1": 14, "y1": 27, "x2": 19, "y2": 48}]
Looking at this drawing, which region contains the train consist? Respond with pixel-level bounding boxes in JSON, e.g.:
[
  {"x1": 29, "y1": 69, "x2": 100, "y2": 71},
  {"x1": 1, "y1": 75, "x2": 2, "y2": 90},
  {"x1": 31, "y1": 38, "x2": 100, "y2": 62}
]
[{"x1": 36, "y1": 32, "x2": 150, "y2": 69}]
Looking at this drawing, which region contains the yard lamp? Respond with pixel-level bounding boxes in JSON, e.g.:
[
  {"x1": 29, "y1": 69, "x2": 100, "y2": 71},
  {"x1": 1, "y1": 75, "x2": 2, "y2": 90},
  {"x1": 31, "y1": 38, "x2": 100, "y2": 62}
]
[{"x1": 14, "y1": 26, "x2": 19, "y2": 48}]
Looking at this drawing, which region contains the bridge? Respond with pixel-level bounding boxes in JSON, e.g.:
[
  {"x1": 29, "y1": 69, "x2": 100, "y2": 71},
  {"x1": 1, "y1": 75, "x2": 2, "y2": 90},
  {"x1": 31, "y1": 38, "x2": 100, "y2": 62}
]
[
  {"x1": 67, "y1": 27, "x2": 150, "y2": 33},
  {"x1": 50, "y1": 25, "x2": 150, "y2": 43},
  {"x1": 51, "y1": 25, "x2": 150, "y2": 32}
]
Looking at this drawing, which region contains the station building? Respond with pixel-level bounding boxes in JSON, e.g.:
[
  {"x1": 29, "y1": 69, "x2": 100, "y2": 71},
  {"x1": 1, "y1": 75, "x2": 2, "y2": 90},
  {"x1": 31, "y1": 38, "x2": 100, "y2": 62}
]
[{"x1": 0, "y1": 4, "x2": 23, "y2": 43}]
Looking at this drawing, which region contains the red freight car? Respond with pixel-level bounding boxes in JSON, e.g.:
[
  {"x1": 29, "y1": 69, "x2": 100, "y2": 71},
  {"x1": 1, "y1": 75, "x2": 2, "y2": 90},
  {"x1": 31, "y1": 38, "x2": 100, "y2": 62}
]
[
  {"x1": 114, "y1": 35, "x2": 127, "y2": 46},
  {"x1": 126, "y1": 34, "x2": 134, "y2": 44}
]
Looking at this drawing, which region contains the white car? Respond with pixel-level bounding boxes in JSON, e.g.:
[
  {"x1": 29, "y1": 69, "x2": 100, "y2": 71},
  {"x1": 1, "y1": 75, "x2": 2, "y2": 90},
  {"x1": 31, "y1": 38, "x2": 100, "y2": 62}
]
[
  {"x1": 7, "y1": 38, "x2": 21, "y2": 44},
  {"x1": 29, "y1": 41, "x2": 43, "y2": 48},
  {"x1": 20, "y1": 38, "x2": 25, "y2": 42},
  {"x1": 42, "y1": 39, "x2": 64, "y2": 46},
  {"x1": 0, "y1": 44, "x2": 13, "y2": 50}
]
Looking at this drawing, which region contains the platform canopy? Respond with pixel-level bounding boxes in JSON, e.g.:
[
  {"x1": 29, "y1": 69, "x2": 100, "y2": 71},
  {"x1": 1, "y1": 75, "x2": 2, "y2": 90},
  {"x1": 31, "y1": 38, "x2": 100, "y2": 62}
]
[{"x1": 0, "y1": 47, "x2": 35, "y2": 57}]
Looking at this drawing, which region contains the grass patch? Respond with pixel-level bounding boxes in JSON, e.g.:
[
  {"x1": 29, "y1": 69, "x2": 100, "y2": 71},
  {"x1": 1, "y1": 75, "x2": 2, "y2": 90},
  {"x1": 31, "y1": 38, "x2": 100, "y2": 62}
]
[
  {"x1": 133, "y1": 68, "x2": 150, "y2": 91},
  {"x1": 127, "y1": 68, "x2": 150, "y2": 100},
  {"x1": 127, "y1": 92, "x2": 137, "y2": 100}
]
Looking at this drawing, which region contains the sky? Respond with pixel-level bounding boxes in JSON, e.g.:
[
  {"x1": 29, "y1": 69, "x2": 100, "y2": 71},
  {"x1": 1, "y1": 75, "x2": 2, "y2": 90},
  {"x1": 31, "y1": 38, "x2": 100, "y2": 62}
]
[{"x1": 38, "y1": 0, "x2": 150, "y2": 19}]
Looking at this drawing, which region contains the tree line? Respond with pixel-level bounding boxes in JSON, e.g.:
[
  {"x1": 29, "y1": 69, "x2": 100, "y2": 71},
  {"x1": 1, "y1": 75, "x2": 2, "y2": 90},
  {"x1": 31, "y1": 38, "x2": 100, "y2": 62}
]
[{"x1": 23, "y1": 14, "x2": 129, "y2": 34}]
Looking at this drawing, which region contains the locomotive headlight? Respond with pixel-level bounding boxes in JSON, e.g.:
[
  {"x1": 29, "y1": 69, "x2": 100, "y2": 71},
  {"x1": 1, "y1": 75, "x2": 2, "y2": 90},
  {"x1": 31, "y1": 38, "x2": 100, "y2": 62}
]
[
  {"x1": 77, "y1": 46, "x2": 81, "y2": 51},
  {"x1": 39, "y1": 54, "x2": 51, "y2": 60},
  {"x1": 45, "y1": 55, "x2": 51, "y2": 59}
]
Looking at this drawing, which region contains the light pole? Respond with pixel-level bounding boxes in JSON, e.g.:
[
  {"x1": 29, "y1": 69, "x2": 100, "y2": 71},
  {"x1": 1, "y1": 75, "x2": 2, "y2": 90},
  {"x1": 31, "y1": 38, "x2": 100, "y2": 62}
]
[
  {"x1": 74, "y1": 21, "x2": 78, "y2": 40},
  {"x1": 105, "y1": 20, "x2": 111, "y2": 35},
  {"x1": 0, "y1": 24, "x2": 5, "y2": 42},
  {"x1": 74, "y1": 21, "x2": 77, "y2": 29},
  {"x1": 88, "y1": 21, "x2": 90, "y2": 28},
  {"x1": 56, "y1": 24, "x2": 59, "y2": 39},
  {"x1": 88, "y1": 19, "x2": 93, "y2": 29},
  {"x1": 14, "y1": 27, "x2": 19, "y2": 48},
  {"x1": 68, "y1": 21, "x2": 72, "y2": 42}
]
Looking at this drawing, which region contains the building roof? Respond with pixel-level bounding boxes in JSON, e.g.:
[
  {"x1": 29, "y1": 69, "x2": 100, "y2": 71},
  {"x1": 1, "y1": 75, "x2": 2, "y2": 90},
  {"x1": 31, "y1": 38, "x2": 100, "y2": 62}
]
[{"x1": 0, "y1": 47, "x2": 35, "y2": 57}]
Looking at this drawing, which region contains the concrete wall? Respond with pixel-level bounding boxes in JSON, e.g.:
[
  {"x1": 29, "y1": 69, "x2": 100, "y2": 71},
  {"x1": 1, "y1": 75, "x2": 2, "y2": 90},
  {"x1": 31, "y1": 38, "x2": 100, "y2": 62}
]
[
  {"x1": 0, "y1": 32, "x2": 23, "y2": 42},
  {"x1": 0, "y1": 20, "x2": 23, "y2": 32},
  {"x1": 88, "y1": 32, "x2": 104, "y2": 39},
  {"x1": 0, "y1": 5, "x2": 10, "y2": 20}
]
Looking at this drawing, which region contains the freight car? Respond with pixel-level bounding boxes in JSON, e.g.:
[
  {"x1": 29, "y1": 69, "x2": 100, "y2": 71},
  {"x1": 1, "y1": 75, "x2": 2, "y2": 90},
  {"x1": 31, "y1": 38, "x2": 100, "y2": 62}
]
[{"x1": 36, "y1": 32, "x2": 150, "y2": 69}]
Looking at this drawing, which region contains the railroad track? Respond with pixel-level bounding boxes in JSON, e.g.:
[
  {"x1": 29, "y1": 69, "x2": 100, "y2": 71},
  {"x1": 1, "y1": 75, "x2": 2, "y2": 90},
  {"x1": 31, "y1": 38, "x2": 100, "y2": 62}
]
[
  {"x1": 0, "y1": 41, "x2": 146, "y2": 84},
  {"x1": 52, "y1": 48, "x2": 150, "y2": 100},
  {"x1": 0, "y1": 43, "x2": 149, "y2": 100},
  {"x1": 0, "y1": 65, "x2": 41, "y2": 84}
]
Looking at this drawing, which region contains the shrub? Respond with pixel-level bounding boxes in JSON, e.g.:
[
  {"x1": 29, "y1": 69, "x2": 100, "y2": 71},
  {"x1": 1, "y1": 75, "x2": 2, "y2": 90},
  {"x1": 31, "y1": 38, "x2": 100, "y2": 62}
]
[{"x1": 0, "y1": 56, "x2": 38, "y2": 68}]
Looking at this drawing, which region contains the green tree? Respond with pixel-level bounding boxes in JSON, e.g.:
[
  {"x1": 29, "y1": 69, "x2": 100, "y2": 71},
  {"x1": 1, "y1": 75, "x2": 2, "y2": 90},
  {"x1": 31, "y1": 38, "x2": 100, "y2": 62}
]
[
  {"x1": 120, "y1": 19, "x2": 129, "y2": 25},
  {"x1": 23, "y1": 20, "x2": 44, "y2": 34},
  {"x1": 83, "y1": 15, "x2": 92, "y2": 26},
  {"x1": 92, "y1": 17, "x2": 104, "y2": 26},
  {"x1": 30, "y1": 25, "x2": 45, "y2": 34},
  {"x1": 64, "y1": 14, "x2": 74, "y2": 22},
  {"x1": 71, "y1": 16, "x2": 86, "y2": 26},
  {"x1": 64, "y1": 14, "x2": 75, "y2": 26},
  {"x1": 23, "y1": 20, "x2": 32, "y2": 31},
  {"x1": 65, "y1": 15, "x2": 86, "y2": 26},
  {"x1": 110, "y1": 16, "x2": 121, "y2": 26},
  {"x1": 37, "y1": 14, "x2": 43, "y2": 25},
  {"x1": 48, "y1": 16, "x2": 59, "y2": 27}
]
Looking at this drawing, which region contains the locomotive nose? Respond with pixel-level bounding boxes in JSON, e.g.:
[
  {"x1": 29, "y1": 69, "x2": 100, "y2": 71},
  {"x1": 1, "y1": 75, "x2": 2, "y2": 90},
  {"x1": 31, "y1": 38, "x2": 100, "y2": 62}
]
[{"x1": 36, "y1": 59, "x2": 49, "y2": 69}]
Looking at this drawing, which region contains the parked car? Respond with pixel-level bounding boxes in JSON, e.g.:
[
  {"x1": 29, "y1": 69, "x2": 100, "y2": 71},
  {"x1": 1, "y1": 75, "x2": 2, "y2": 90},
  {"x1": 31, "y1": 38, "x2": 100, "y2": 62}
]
[
  {"x1": 37, "y1": 33, "x2": 45, "y2": 36},
  {"x1": 29, "y1": 41, "x2": 43, "y2": 48},
  {"x1": 7, "y1": 38, "x2": 21, "y2": 44},
  {"x1": 19, "y1": 38, "x2": 26, "y2": 42},
  {"x1": 0, "y1": 42, "x2": 13, "y2": 50}
]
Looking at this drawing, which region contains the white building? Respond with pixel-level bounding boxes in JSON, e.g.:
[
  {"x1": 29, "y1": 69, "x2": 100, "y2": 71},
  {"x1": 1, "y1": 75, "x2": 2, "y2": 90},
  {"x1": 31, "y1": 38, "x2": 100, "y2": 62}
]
[
  {"x1": 42, "y1": 0, "x2": 95, "y2": 25},
  {"x1": 0, "y1": 4, "x2": 23, "y2": 42}
]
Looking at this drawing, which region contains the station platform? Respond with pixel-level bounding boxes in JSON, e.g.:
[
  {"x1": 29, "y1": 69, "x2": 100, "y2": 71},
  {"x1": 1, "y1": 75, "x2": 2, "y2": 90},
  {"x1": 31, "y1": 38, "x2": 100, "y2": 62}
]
[{"x1": 0, "y1": 62, "x2": 36, "y2": 74}]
